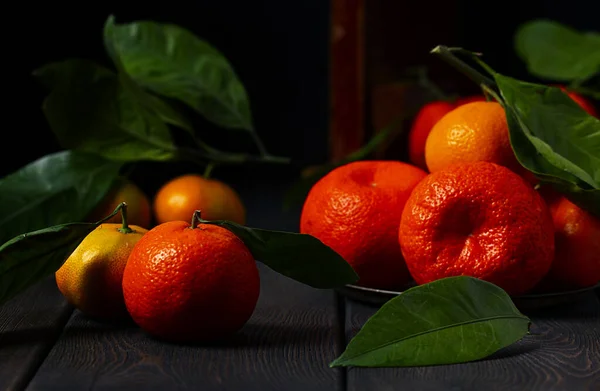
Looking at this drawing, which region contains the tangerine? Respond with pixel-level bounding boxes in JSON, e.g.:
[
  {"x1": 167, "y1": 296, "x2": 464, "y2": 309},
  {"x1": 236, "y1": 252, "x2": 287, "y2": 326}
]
[
  {"x1": 537, "y1": 195, "x2": 600, "y2": 290},
  {"x1": 424, "y1": 101, "x2": 523, "y2": 176},
  {"x1": 122, "y1": 214, "x2": 260, "y2": 342},
  {"x1": 300, "y1": 160, "x2": 428, "y2": 289},
  {"x1": 407, "y1": 95, "x2": 486, "y2": 170},
  {"x1": 88, "y1": 178, "x2": 152, "y2": 229},
  {"x1": 153, "y1": 174, "x2": 246, "y2": 226},
  {"x1": 399, "y1": 161, "x2": 554, "y2": 296},
  {"x1": 56, "y1": 222, "x2": 148, "y2": 319}
]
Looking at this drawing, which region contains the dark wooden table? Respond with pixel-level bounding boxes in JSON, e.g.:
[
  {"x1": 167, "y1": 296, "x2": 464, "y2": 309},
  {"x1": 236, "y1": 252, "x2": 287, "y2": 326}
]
[{"x1": 1, "y1": 180, "x2": 599, "y2": 391}]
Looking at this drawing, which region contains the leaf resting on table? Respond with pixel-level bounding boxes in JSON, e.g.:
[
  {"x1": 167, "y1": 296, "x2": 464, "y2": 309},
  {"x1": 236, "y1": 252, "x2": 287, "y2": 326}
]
[{"x1": 331, "y1": 276, "x2": 531, "y2": 368}]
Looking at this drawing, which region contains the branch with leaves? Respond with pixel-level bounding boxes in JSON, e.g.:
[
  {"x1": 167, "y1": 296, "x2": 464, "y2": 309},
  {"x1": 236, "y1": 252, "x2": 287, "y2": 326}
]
[{"x1": 36, "y1": 15, "x2": 290, "y2": 167}]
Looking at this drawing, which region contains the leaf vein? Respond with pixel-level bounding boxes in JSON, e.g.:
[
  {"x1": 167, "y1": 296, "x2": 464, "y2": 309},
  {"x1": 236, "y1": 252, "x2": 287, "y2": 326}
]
[{"x1": 337, "y1": 314, "x2": 529, "y2": 364}]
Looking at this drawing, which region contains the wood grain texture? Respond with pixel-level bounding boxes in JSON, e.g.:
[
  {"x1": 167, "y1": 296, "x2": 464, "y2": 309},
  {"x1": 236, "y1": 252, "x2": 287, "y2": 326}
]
[
  {"x1": 26, "y1": 182, "x2": 345, "y2": 391},
  {"x1": 343, "y1": 292, "x2": 600, "y2": 391},
  {"x1": 0, "y1": 277, "x2": 73, "y2": 391}
]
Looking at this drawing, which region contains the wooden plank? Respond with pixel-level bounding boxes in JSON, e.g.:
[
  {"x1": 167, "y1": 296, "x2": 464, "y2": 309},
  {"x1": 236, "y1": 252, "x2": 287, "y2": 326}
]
[
  {"x1": 27, "y1": 182, "x2": 345, "y2": 391},
  {"x1": 344, "y1": 293, "x2": 600, "y2": 391},
  {"x1": 0, "y1": 277, "x2": 73, "y2": 391}
]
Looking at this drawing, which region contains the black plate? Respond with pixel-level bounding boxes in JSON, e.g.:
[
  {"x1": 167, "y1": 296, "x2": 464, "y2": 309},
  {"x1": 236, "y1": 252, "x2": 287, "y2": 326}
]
[{"x1": 337, "y1": 282, "x2": 600, "y2": 312}]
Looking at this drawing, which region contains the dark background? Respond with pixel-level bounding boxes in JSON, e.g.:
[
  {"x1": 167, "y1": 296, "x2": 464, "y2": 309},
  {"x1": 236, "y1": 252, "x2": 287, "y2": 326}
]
[{"x1": 3, "y1": 0, "x2": 598, "y2": 196}]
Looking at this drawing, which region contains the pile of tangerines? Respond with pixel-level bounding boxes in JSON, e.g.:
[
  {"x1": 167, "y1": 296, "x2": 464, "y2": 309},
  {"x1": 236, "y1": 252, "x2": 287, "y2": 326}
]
[
  {"x1": 301, "y1": 89, "x2": 599, "y2": 298},
  {"x1": 56, "y1": 173, "x2": 254, "y2": 342},
  {"x1": 53, "y1": 88, "x2": 598, "y2": 344}
]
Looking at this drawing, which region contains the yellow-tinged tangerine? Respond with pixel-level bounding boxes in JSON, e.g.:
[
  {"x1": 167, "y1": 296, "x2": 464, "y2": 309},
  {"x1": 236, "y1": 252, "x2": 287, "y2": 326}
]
[{"x1": 55, "y1": 223, "x2": 148, "y2": 319}]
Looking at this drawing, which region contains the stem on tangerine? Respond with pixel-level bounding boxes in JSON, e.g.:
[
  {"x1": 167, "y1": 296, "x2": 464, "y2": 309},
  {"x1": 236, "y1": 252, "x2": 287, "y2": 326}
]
[
  {"x1": 94, "y1": 202, "x2": 125, "y2": 225},
  {"x1": 190, "y1": 210, "x2": 202, "y2": 229},
  {"x1": 118, "y1": 202, "x2": 133, "y2": 234}
]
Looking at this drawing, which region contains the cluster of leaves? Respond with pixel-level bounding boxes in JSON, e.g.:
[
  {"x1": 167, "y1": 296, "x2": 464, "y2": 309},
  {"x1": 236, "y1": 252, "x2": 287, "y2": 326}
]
[{"x1": 40, "y1": 15, "x2": 288, "y2": 165}]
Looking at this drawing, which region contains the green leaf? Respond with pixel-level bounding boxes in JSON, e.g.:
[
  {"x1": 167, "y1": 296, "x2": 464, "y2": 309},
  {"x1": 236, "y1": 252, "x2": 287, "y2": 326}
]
[
  {"x1": 34, "y1": 58, "x2": 177, "y2": 162},
  {"x1": 102, "y1": 22, "x2": 195, "y2": 136},
  {"x1": 0, "y1": 204, "x2": 124, "y2": 305},
  {"x1": 495, "y1": 75, "x2": 600, "y2": 190},
  {"x1": 200, "y1": 219, "x2": 358, "y2": 289},
  {"x1": 146, "y1": 94, "x2": 194, "y2": 133},
  {"x1": 331, "y1": 276, "x2": 531, "y2": 368},
  {"x1": 0, "y1": 151, "x2": 122, "y2": 246},
  {"x1": 104, "y1": 15, "x2": 254, "y2": 132},
  {"x1": 515, "y1": 19, "x2": 600, "y2": 82}
]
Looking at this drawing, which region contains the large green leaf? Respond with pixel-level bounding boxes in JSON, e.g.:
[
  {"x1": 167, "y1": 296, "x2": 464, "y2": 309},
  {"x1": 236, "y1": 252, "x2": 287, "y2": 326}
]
[
  {"x1": 515, "y1": 19, "x2": 600, "y2": 82},
  {"x1": 0, "y1": 151, "x2": 122, "y2": 246},
  {"x1": 199, "y1": 218, "x2": 358, "y2": 289},
  {"x1": 0, "y1": 205, "x2": 123, "y2": 304},
  {"x1": 104, "y1": 15, "x2": 254, "y2": 132},
  {"x1": 331, "y1": 276, "x2": 530, "y2": 367},
  {"x1": 495, "y1": 75, "x2": 600, "y2": 190},
  {"x1": 34, "y1": 59, "x2": 177, "y2": 162}
]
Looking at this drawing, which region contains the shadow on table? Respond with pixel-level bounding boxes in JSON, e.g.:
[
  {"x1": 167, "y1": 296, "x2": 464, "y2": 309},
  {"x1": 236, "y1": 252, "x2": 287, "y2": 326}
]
[
  {"x1": 40, "y1": 312, "x2": 334, "y2": 350},
  {"x1": 485, "y1": 339, "x2": 540, "y2": 361},
  {"x1": 0, "y1": 327, "x2": 62, "y2": 348},
  {"x1": 520, "y1": 292, "x2": 600, "y2": 320}
]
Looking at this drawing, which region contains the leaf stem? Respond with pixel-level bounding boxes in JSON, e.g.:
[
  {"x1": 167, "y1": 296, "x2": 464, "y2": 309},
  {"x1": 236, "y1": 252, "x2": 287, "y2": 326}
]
[
  {"x1": 430, "y1": 46, "x2": 497, "y2": 91},
  {"x1": 118, "y1": 202, "x2": 133, "y2": 233},
  {"x1": 176, "y1": 146, "x2": 290, "y2": 167},
  {"x1": 95, "y1": 202, "x2": 126, "y2": 225},
  {"x1": 203, "y1": 162, "x2": 216, "y2": 179},
  {"x1": 190, "y1": 210, "x2": 202, "y2": 229},
  {"x1": 250, "y1": 130, "x2": 269, "y2": 157}
]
